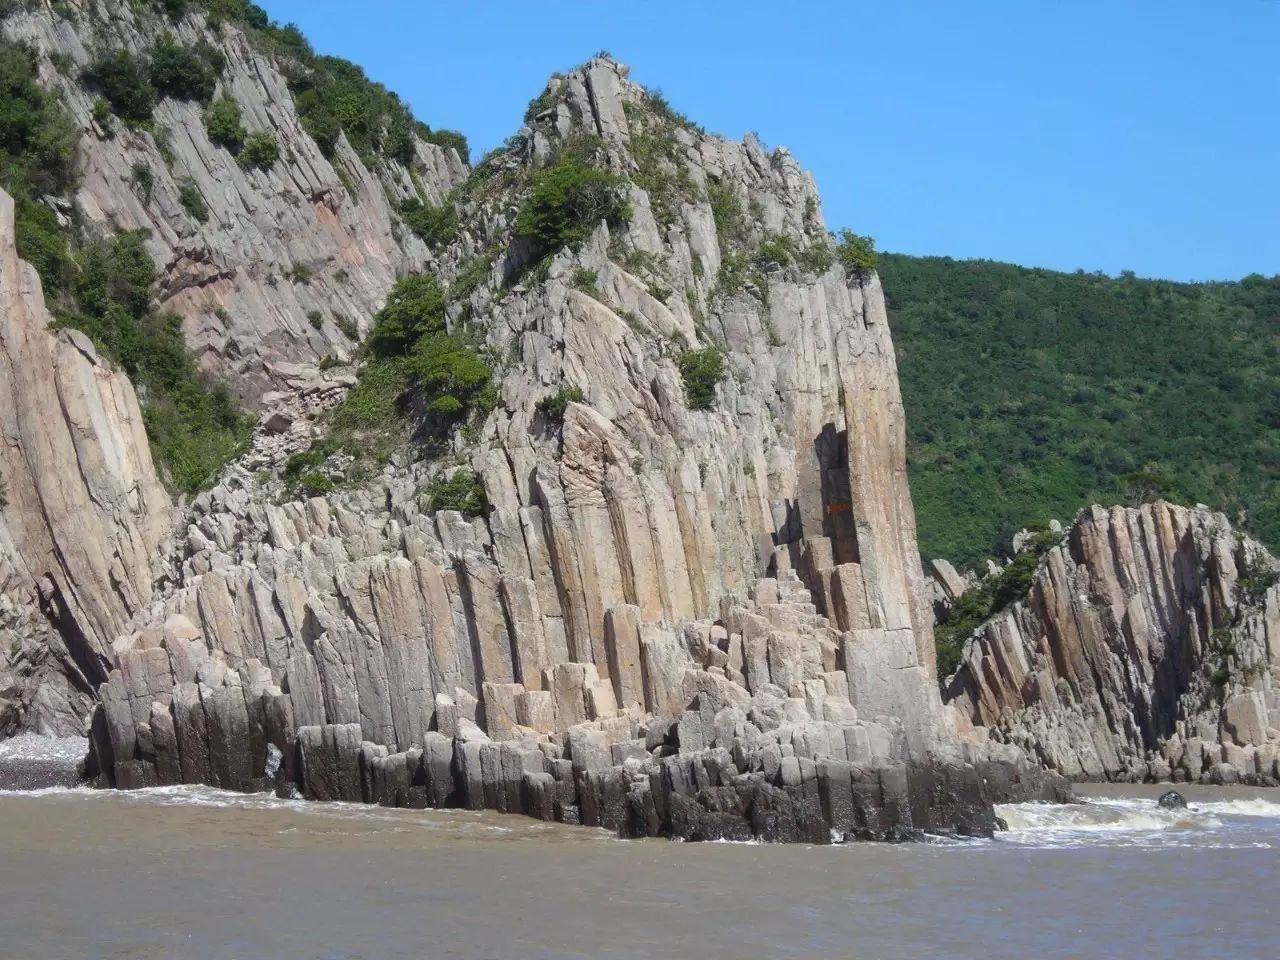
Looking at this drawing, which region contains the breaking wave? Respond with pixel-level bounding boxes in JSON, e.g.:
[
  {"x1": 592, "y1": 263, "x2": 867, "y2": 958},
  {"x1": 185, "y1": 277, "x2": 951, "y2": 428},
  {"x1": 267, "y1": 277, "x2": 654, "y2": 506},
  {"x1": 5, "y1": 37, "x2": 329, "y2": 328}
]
[{"x1": 995, "y1": 795, "x2": 1280, "y2": 849}]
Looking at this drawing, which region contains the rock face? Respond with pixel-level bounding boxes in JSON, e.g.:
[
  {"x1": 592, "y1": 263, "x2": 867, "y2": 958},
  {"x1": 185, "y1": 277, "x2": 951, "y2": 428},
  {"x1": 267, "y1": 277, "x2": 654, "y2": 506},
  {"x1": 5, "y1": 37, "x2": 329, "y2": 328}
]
[
  {"x1": 2, "y1": 1, "x2": 465, "y2": 406},
  {"x1": 944, "y1": 502, "x2": 1280, "y2": 786},
  {"x1": 0, "y1": 189, "x2": 172, "y2": 736},
  {"x1": 70, "y1": 58, "x2": 1070, "y2": 838}
]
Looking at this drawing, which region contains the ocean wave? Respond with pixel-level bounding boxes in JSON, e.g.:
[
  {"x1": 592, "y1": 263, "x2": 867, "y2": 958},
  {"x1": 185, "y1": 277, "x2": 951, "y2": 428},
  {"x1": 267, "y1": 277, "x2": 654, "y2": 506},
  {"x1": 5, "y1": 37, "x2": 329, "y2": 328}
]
[
  {"x1": 998, "y1": 798, "x2": 1219, "y2": 833},
  {"x1": 1192, "y1": 797, "x2": 1280, "y2": 818}
]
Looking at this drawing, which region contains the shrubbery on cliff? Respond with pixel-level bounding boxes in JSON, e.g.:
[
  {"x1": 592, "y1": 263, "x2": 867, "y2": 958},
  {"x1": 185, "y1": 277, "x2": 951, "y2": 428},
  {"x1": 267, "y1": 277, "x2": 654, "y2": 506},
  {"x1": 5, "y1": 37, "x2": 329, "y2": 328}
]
[
  {"x1": 3, "y1": 38, "x2": 249, "y2": 495},
  {"x1": 516, "y1": 149, "x2": 630, "y2": 258}
]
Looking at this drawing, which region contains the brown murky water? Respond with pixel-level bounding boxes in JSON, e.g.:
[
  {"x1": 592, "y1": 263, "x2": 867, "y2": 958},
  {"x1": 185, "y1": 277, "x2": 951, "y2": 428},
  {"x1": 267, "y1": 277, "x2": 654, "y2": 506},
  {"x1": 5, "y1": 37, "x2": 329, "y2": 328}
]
[{"x1": 0, "y1": 782, "x2": 1275, "y2": 959}]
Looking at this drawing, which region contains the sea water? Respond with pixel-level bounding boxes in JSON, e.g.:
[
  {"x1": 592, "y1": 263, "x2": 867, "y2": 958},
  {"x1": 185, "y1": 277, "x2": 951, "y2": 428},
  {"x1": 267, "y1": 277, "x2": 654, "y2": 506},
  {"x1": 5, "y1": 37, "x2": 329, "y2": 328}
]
[{"x1": 0, "y1": 766, "x2": 1275, "y2": 958}]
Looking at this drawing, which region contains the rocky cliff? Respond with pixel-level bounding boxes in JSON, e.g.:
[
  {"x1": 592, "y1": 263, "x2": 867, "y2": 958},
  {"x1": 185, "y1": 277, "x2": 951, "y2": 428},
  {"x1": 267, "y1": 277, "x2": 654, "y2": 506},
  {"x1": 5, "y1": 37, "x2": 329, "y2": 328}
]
[
  {"x1": 1, "y1": 0, "x2": 469, "y2": 735},
  {"x1": 2, "y1": 0, "x2": 465, "y2": 406},
  {"x1": 48, "y1": 55, "x2": 1066, "y2": 839},
  {"x1": 0, "y1": 188, "x2": 172, "y2": 736},
  {"x1": 944, "y1": 502, "x2": 1280, "y2": 786}
]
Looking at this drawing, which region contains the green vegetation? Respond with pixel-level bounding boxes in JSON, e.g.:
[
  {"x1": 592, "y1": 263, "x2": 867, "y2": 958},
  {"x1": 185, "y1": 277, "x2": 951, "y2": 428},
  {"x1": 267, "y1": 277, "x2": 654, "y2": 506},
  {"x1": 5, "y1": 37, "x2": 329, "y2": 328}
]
[
  {"x1": 53, "y1": 232, "x2": 251, "y2": 493},
  {"x1": 203, "y1": 96, "x2": 245, "y2": 150},
  {"x1": 399, "y1": 197, "x2": 457, "y2": 249},
  {"x1": 318, "y1": 273, "x2": 492, "y2": 472},
  {"x1": 797, "y1": 242, "x2": 835, "y2": 275},
  {"x1": 678, "y1": 347, "x2": 726, "y2": 411},
  {"x1": 179, "y1": 1, "x2": 467, "y2": 164},
  {"x1": 408, "y1": 331, "x2": 493, "y2": 422},
  {"x1": 130, "y1": 161, "x2": 155, "y2": 202},
  {"x1": 536, "y1": 384, "x2": 584, "y2": 425},
  {"x1": 237, "y1": 131, "x2": 278, "y2": 169},
  {"x1": 2, "y1": 39, "x2": 77, "y2": 286},
  {"x1": 836, "y1": 229, "x2": 877, "y2": 274},
  {"x1": 82, "y1": 50, "x2": 156, "y2": 124},
  {"x1": 707, "y1": 180, "x2": 747, "y2": 249},
  {"x1": 524, "y1": 79, "x2": 565, "y2": 122},
  {"x1": 365, "y1": 274, "x2": 445, "y2": 358},
  {"x1": 623, "y1": 91, "x2": 699, "y2": 228},
  {"x1": 333, "y1": 314, "x2": 358, "y2": 340},
  {"x1": 934, "y1": 530, "x2": 1063, "y2": 677},
  {"x1": 427, "y1": 471, "x2": 487, "y2": 516},
  {"x1": 148, "y1": 32, "x2": 223, "y2": 102},
  {"x1": 756, "y1": 233, "x2": 795, "y2": 266},
  {"x1": 3, "y1": 39, "x2": 245, "y2": 495},
  {"x1": 571, "y1": 266, "x2": 600, "y2": 298},
  {"x1": 1236, "y1": 557, "x2": 1280, "y2": 607},
  {"x1": 880, "y1": 254, "x2": 1280, "y2": 568},
  {"x1": 0, "y1": 468, "x2": 7, "y2": 509},
  {"x1": 177, "y1": 179, "x2": 208, "y2": 221},
  {"x1": 297, "y1": 472, "x2": 334, "y2": 497},
  {"x1": 515, "y1": 148, "x2": 630, "y2": 259}
]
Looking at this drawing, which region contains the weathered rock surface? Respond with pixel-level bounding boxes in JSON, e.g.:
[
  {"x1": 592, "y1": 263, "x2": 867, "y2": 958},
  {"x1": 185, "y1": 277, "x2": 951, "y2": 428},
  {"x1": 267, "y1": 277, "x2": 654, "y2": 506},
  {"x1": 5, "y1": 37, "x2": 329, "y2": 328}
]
[
  {"x1": 944, "y1": 502, "x2": 1280, "y2": 786},
  {"x1": 66, "y1": 58, "x2": 1070, "y2": 837},
  {"x1": 0, "y1": 189, "x2": 172, "y2": 736},
  {"x1": 2, "y1": 1, "x2": 466, "y2": 406}
]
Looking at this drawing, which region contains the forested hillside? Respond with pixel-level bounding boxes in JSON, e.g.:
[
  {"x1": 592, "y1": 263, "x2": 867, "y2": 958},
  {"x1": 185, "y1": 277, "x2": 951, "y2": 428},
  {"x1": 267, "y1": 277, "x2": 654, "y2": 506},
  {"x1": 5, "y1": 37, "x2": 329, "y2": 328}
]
[{"x1": 881, "y1": 254, "x2": 1280, "y2": 569}]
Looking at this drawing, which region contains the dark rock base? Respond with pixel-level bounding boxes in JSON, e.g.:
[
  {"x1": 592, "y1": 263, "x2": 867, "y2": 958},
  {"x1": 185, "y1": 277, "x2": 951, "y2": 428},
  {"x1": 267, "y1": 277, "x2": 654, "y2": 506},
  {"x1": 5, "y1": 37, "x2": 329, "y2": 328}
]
[{"x1": 88, "y1": 720, "x2": 1071, "y2": 843}]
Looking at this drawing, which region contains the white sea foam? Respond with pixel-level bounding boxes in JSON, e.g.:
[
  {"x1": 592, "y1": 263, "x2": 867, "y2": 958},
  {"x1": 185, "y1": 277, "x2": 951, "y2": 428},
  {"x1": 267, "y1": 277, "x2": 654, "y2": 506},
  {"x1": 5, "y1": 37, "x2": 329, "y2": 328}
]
[
  {"x1": 993, "y1": 795, "x2": 1280, "y2": 850},
  {"x1": 1192, "y1": 797, "x2": 1280, "y2": 819},
  {"x1": 0, "y1": 734, "x2": 87, "y2": 762}
]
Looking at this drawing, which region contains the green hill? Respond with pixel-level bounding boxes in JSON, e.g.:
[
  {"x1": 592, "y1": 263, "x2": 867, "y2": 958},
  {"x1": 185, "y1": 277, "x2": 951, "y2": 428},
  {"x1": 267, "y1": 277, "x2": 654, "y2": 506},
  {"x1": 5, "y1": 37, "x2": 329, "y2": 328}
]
[{"x1": 880, "y1": 254, "x2": 1280, "y2": 570}]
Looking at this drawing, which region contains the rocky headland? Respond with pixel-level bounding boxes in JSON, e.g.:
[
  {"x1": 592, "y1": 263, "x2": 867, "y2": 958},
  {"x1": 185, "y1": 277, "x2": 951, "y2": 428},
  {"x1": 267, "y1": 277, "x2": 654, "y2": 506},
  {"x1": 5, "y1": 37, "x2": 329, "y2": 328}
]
[{"x1": 1, "y1": 0, "x2": 1273, "y2": 843}]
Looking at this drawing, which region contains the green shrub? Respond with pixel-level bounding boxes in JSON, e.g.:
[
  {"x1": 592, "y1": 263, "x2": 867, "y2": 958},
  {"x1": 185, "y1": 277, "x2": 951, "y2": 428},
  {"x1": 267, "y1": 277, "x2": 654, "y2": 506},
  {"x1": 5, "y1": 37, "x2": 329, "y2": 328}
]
[
  {"x1": 427, "y1": 471, "x2": 487, "y2": 516},
  {"x1": 0, "y1": 42, "x2": 79, "y2": 195},
  {"x1": 83, "y1": 50, "x2": 156, "y2": 124},
  {"x1": 330, "y1": 356, "x2": 409, "y2": 432},
  {"x1": 0, "y1": 467, "x2": 7, "y2": 509},
  {"x1": 177, "y1": 179, "x2": 209, "y2": 222},
  {"x1": 333, "y1": 314, "x2": 358, "y2": 340},
  {"x1": 298, "y1": 472, "x2": 334, "y2": 496},
  {"x1": 756, "y1": 234, "x2": 794, "y2": 266},
  {"x1": 715, "y1": 252, "x2": 749, "y2": 297},
  {"x1": 418, "y1": 124, "x2": 468, "y2": 162},
  {"x1": 408, "y1": 332, "x2": 492, "y2": 422},
  {"x1": 203, "y1": 96, "x2": 245, "y2": 150},
  {"x1": 836, "y1": 229, "x2": 877, "y2": 273},
  {"x1": 366, "y1": 274, "x2": 445, "y2": 357},
  {"x1": 515, "y1": 152, "x2": 630, "y2": 257},
  {"x1": 536, "y1": 385, "x2": 584, "y2": 424},
  {"x1": 797, "y1": 242, "x2": 835, "y2": 275},
  {"x1": 1237, "y1": 560, "x2": 1280, "y2": 606},
  {"x1": 933, "y1": 530, "x2": 1063, "y2": 677},
  {"x1": 707, "y1": 181, "x2": 747, "y2": 249},
  {"x1": 283, "y1": 448, "x2": 324, "y2": 477},
  {"x1": 237, "y1": 131, "x2": 278, "y2": 169},
  {"x1": 13, "y1": 194, "x2": 70, "y2": 290},
  {"x1": 571, "y1": 267, "x2": 600, "y2": 298},
  {"x1": 91, "y1": 98, "x2": 114, "y2": 137},
  {"x1": 288, "y1": 53, "x2": 468, "y2": 165},
  {"x1": 149, "y1": 32, "x2": 221, "y2": 102},
  {"x1": 130, "y1": 161, "x2": 155, "y2": 202},
  {"x1": 1120, "y1": 468, "x2": 1176, "y2": 507},
  {"x1": 307, "y1": 310, "x2": 323, "y2": 329},
  {"x1": 399, "y1": 197, "x2": 457, "y2": 249},
  {"x1": 678, "y1": 347, "x2": 726, "y2": 411},
  {"x1": 51, "y1": 231, "x2": 250, "y2": 493}
]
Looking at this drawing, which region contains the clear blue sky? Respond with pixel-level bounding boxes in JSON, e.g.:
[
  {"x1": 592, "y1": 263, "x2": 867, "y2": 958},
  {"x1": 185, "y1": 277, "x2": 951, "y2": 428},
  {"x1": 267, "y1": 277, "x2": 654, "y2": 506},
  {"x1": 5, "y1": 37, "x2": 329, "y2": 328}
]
[{"x1": 261, "y1": 1, "x2": 1278, "y2": 282}]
